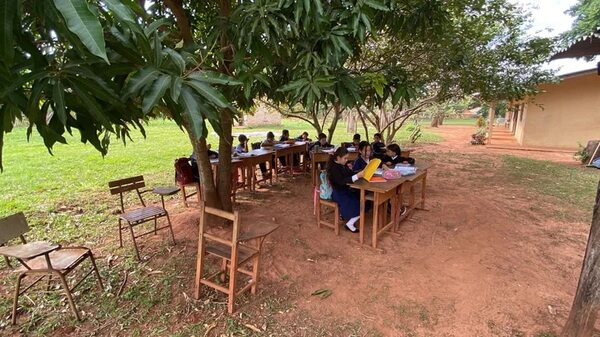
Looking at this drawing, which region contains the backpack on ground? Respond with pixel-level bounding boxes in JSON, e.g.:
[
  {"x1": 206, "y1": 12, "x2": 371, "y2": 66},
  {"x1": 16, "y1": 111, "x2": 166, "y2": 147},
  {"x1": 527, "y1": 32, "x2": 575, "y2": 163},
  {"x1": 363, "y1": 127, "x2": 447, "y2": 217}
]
[
  {"x1": 319, "y1": 171, "x2": 333, "y2": 200},
  {"x1": 175, "y1": 157, "x2": 196, "y2": 185}
]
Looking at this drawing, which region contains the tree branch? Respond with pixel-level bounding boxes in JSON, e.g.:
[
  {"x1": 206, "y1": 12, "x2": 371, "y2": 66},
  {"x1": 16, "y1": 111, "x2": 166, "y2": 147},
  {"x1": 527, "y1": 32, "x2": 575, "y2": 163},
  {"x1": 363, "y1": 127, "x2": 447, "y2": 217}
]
[{"x1": 163, "y1": 0, "x2": 194, "y2": 46}]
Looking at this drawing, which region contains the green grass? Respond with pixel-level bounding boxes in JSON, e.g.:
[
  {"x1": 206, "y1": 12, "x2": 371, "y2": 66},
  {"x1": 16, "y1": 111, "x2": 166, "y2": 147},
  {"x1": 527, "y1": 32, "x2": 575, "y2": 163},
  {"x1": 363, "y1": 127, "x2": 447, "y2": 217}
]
[{"x1": 502, "y1": 155, "x2": 600, "y2": 214}]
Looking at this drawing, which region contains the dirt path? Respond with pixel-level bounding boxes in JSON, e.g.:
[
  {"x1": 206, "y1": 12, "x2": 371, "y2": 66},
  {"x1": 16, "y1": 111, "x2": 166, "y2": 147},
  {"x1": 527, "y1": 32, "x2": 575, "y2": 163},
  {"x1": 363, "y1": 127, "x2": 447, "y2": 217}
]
[{"x1": 163, "y1": 125, "x2": 590, "y2": 336}]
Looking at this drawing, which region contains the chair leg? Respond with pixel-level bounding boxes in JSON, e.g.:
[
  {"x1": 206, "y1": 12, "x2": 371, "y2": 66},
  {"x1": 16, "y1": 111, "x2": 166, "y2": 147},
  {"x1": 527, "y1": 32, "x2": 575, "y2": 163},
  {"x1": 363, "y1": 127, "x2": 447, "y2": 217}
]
[
  {"x1": 57, "y1": 273, "x2": 81, "y2": 321},
  {"x1": 227, "y1": 263, "x2": 237, "y2": 314},
  {"x1": 251, "y1": 256, "x2": 260, "y2": 295},
  {"x1": 316, "y1": 199, "x2": 321, "y2": 229},
  {"x1": 88, "y1": 252, "x2": 104, "y2": 291},
  {"x1": 46, "y1": 274, "x2": 53, "y2": 291},
  {"x1": 127, "y1": 223, "x2": 142, "y2": 261},
  {"x1": 181, "y1": 184, "x2": 188, "y2": 207},
  {"x1": 166, "y1": 214, "x2": 176, "y2": 245},
  {"x1": 11, "y1": 273, "x2": 25, "y2": 325},
  {"x1": 118, "y1": 219, "x2": 123, "y2": 248},
  {"x1": 4, "y1": 255, "x2": 12, "y2": 269},
  {"x1": 153, "y1": 218, "x2": 158, "y2": 235}
]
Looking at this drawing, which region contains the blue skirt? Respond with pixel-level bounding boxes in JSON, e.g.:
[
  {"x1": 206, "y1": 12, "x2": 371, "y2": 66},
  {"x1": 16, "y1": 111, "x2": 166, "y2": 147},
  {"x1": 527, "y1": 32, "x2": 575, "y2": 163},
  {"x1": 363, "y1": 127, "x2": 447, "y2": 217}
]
[{"x1": 332, "y1": 188, "x2": 361, "y2": 220}]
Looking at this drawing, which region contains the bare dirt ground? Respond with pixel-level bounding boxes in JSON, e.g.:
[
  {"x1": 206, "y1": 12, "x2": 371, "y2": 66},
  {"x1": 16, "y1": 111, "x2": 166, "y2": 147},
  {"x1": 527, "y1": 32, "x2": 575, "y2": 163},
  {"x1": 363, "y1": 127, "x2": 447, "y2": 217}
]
[
  {"x1": 3, "y1": 125, "x2": 594, "y2": 336},
  {"x1": 166, "y1": 125, "x2": 590, "y2": 336}
]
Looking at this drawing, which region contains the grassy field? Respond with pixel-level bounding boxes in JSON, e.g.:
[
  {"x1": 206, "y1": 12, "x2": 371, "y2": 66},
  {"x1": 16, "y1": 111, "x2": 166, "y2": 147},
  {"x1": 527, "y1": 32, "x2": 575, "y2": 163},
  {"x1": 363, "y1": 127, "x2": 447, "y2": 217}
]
[{"x1": 502, "y1": 155, "x2": 600, "y2": 216}]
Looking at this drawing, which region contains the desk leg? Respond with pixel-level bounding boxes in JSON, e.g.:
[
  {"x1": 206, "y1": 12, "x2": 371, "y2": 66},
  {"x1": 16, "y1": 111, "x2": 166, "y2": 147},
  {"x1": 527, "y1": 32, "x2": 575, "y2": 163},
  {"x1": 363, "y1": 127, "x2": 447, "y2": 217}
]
[
  {"x1": 372, "y1": 197, "x2": 379, "y2": 249},
  {"x1": 359, "y1": 189, "x2": 365, "y2": 244}
]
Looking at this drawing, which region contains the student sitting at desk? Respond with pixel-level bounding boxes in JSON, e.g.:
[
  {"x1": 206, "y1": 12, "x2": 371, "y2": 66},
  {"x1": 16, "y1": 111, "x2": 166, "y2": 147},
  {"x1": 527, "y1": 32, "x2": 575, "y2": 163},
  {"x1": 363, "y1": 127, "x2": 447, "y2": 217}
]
[
  {"x1": 235, "y1": 134, "x2": 270, "y2": 179},
  {"x1": 296, "y1": 132, "x2": 311, "y2": 142},
  {"x1": 279, "y1": 129, "x2": 290, "y2": 142},
  {"x1": 382, "y1": 143, "x2": 415, "y2": 168},
  {"x1": 352, "y1": 141, "x2": 372, "y2": 173},
  {"x1": 310, "y1": 133, "x2": 333, "y2": 152},
  {"x1": 351, "y1": 133, "x2": 361, "y2": 148},
  {"x1": 261, "y1": 132, "x2": 278, "y2": 147},
  {"x1": 327, "y1": 147, "x2": 365, "y2": 233},
  {"x1": 371, "y1": 133, "x2": 386, "y2": 159}
]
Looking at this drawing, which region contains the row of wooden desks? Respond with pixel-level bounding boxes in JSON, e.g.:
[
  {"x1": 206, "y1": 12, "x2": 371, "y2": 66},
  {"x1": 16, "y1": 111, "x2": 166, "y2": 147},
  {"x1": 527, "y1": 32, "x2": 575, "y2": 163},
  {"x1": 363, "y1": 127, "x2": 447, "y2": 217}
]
[
  {"x1": 210, "y1": 143, "x2": 309, "y2": 193},
  {"x1": 349, "y1": 162, "x2": 431, "y2": 248}
]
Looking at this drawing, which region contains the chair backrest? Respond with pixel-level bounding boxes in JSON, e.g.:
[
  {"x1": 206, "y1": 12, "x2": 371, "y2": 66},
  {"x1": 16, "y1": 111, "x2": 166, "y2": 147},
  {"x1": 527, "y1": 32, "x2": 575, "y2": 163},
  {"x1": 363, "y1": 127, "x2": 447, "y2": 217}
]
[
  {"x1": 251, "y1": 142, "x2": 261, "y2": 150},
  {"x1": 199, "y1": 202, "x2": 240, "y2": 249},
  {"x1": 108, "y1": 176, "x2": 146, "y2": 211},
  {"x1": 0, "y1": 212, "x2": 30, "y2": 246}
]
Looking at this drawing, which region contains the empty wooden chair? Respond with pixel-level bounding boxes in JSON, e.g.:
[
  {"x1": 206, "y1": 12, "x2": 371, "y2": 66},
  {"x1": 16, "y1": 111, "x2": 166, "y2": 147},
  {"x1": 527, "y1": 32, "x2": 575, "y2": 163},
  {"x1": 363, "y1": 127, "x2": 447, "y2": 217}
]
[
  {"x1": 108, "y1": 175, "x2": 176, "y2": 260},
  {"x1": 0, "y1": 212, "x2": 103, "y2": 324},
  {"x1": 194, "y1": 202, "x2": 278, "y2": 314}
]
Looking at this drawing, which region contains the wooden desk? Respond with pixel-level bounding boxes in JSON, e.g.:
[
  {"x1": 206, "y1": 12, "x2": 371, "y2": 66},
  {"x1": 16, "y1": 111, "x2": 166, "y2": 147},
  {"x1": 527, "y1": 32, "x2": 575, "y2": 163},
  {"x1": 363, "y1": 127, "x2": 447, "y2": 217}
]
[
  {"x1": 274, "y1": 143, "x2": 308, "y2": 177},
  {"x1": 210, "y1": 158, "x2": 245, "y2": 193},
  {"x1": 349, "y1": 162, "x2": 431, "y2": 248},
  {"x1": 240, "y1": 149, "x2": 274, "y2": 190}
]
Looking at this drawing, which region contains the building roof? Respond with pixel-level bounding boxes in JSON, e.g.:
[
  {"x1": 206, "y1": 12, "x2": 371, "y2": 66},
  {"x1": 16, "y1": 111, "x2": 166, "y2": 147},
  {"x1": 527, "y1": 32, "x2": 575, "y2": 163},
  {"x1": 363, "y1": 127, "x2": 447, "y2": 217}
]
[
  {"x1": 551, "y1": 28, "x2": 600, "y2": 60},
  {"x1": 559, "y1": 67, "x2": 598, "y2": 79}
]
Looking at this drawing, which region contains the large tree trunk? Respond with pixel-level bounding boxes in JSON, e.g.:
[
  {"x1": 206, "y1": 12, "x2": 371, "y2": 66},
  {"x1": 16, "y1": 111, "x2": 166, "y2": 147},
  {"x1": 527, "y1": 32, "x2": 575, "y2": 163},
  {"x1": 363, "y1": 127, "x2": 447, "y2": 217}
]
[
  {"x1": 439, "y1": 113, "x2": 445, "y2": 125},
  {"x1": 217, "y1": 112, "x2": 234, "y2": 211},
  {"x1": 562, "y1": 180, "x2": 600, "y2": 337},
  {"x1": 430, "y1": 115, "x2": 439, "y2": 127}
]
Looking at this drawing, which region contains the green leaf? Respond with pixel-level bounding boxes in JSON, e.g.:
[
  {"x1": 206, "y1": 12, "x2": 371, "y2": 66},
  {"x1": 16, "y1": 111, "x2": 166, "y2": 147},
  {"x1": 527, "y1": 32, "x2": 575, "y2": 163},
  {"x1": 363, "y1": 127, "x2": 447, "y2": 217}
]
[
  {"x1": 278, "y1": 79, "x2": 308, "y2": 92},
  {"x1": 103, "y1": 0, "x2": 136, "y2": 24},
  {"x1": 179, "y1": 86, "x2": 205, "y2": 139},
  {"x1": 363, "y1": 0, "x2": 388, "y2": 11},
  {"x1": 153, "y1": 33, "x2": 162, "y2": 67},
  {"x1": 53, "y1": 0, "x2": 108, "y2": 63},
  {"x1": 126, "y1": 68, "x2": 160, "y2": 96},
  {"x1": 52, "y1": 80, "x2": 67, "y2": 125},
  {"x1": 144, "y1": 18, "x2": 169, "y2": 36},
  {"x1": 70, "y1": 82, "x2": 113, "y2": 130},
  {"x1": 313, "y1": 0, "x2": 323, "y2": 14},
  {"x1": 165, "y1": 48, "x2": 185, "y2": 75},
  {"x1": 0, "y1": 0, "x2": 17, "y2": 64},
  {"x1": 143, "y1": 74, "x2": 170, "y2": 114},
  {"x1": 170, "y1": 76, "x2": 182, "y2": 102},
  {"x1": 188, "y1": 71, "x2": 243, "y2": 86},
  {"x1": 186, "y1": 79, "x2": 230, "y2": 109}
]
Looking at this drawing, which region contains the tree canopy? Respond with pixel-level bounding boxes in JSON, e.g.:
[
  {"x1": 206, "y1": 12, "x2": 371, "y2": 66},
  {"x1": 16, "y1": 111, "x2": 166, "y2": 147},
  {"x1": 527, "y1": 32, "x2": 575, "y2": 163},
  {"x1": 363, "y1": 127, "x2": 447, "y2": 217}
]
[{"x1": 564, "y1": 0, "x2": 600, "y2": 41}]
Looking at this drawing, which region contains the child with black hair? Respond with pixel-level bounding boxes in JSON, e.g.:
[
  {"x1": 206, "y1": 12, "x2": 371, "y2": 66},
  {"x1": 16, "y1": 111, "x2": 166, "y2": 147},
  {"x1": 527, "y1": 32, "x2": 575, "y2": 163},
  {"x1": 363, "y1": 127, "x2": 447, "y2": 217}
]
[
  {"x1": 382, "y1": 143, "x2": 415, "y2": 168},
  {"x1": 351, "y1": 133, "x2": 361, "y2": 148},
  {"x1": 279, "y1": 129, "x2": 290, "y2": 142},
  {"x1": 352, "y1": 141, "x2": 372, "y2": 173},
  {"x1": 326, "y1": 147, "x2": 366, "y2": 233},
  {"x1": 296, "y1": 131, "x2": 311, "y2": 142},
  {"x1": 371, "y1": 133, "x2": 386, "y2": 159},
  {"x1": 310, "y1": 133, "x2": 333, "y2": 152},
  {"x1": 261, "y1": 131, "x2": 278, "y2": 147}
]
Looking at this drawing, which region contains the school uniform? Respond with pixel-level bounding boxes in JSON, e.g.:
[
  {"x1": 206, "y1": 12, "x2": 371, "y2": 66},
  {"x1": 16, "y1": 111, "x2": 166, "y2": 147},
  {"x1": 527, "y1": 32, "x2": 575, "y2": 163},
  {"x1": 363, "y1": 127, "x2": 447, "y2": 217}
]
[
  {"x1": 372, "y1": 141, "x2": 386, "y2": 159},
  {"x1": 383, "y1": 154, "x2": 415, "y2": 166},
  {"x1": 327, "y1": 162, "x2": 361, "y2": 220},
  {"x1": 352, "y1": 156, "x2": 369, "y2": 173}
]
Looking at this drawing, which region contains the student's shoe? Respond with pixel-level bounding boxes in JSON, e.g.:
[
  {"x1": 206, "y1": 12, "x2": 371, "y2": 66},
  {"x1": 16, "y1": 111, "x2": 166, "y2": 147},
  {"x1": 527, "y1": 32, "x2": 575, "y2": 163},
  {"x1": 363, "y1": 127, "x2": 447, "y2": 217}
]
[{"x1": 345, "y1": 223, "x2": 359, "y2": 233}]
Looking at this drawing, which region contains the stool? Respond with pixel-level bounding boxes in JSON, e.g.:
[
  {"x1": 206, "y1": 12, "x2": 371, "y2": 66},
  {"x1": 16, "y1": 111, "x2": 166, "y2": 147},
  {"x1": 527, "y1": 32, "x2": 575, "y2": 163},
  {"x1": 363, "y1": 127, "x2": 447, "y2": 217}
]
[{"x1": 316, "y1": 195, "x2": 340, "y2": 236}]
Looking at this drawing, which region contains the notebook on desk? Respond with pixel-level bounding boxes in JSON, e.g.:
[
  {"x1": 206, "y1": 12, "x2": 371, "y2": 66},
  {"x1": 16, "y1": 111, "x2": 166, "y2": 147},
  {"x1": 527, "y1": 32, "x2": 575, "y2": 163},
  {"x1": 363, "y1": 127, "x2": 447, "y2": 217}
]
[{"x1": 363, "y1": 158, "x2": 382, "y2": 181}]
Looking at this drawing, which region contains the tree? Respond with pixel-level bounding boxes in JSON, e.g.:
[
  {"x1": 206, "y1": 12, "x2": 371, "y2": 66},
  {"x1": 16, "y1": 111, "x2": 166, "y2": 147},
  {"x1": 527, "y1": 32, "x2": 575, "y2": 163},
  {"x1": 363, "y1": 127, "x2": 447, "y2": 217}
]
[
  {"x1": 562, "y1": 182, "x2": 600, "y2": 337},
  {"x1": 563, "y1": 0, "x2": 600, "y2": 42},
  {"x1": 349, "y1": 0, "x2": 554, "y2": 142}
]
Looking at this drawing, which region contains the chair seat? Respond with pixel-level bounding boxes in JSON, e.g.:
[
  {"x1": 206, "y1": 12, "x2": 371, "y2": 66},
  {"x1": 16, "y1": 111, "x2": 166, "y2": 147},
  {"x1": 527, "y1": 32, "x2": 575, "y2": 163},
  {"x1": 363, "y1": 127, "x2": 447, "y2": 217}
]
[
  {"x1": 120, "y1": 206, "x2": 166, "y2": 223},
  {"x1": 319, "y1": 199, "x2": 338, "y2": 207},
  {"x1": 18, "y1": 248, "x2": 89, "y2": 272},
  {"x1": 205, "y1": 242, "x2": 257, "y2": 265}
]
